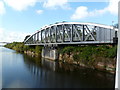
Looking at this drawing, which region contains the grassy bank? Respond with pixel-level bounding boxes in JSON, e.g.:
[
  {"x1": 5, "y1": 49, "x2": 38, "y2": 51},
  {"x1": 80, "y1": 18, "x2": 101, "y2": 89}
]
[
  {"x1": 4, "y1": 42, "x2": 117, "y2": 73},
  {"x1": 59, "y1": 45, "x2": 117, "y2": 61},
  {"x1": 4, "y1": 42, "x2": 42, "y2": 57},
  {"x1": 58, "y1": 45, "x2": 117, "y2": 73}
]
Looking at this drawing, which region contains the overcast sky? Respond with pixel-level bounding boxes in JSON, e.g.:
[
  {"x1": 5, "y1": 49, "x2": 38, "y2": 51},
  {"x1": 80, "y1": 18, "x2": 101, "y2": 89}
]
[{"x1": 0, "y1": 0, "x2": 118, "y2": 42}]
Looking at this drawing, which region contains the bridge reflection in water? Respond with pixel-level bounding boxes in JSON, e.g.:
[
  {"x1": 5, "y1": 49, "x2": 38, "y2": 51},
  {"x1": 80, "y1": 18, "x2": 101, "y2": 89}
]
[
  {"x1": 41, "y1": 58, "x2": 59, "y2": 71},
  {"x1": 23, "y1": 55, "x2": 115, "y2": 88}
]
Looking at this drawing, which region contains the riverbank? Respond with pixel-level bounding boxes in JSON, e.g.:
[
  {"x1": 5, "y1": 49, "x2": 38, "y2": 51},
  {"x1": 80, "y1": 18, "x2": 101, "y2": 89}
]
[
  {"x1": 2, "y1": 47, "x2": 114, "y2": 88},
  {"x1": 58, "y1": 45, "x2": 117, "y2": 73},
  {"x1": 4, "y1": 42, "x2": 117, "y2": 73},
  {"x1": 4, "y1": 42, "x2": 42, "y2": 57}
]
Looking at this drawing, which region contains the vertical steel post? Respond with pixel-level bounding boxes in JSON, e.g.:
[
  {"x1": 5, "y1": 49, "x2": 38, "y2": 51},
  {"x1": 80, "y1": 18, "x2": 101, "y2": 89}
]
[
  {"x1": 34, "y1": 34, "x2": 36, "y2": 43},
  {"x1": 37, "y1": 32, "x2": 39, "y2": 41},
  {"x1": 62, "y1": 25, "x2": 65, "y2": 42},
  {"x1": 99, "y1": 27, "x2": 101, "y2": 42},
  {"x1": 33, "y1": 34, "x2": 35, "y2": 43},
  {"x1": 115, "y1": 1, "x2": 120, "y2": 89},
  {"x1": 103, "y1": 28, "x2": 106, "y2": 42},
  {"x1": 82, "y1": 25, "x2": 85, "y2": 41},
  {"x1": 49, "y1": 28, "x2": 51, "y2": 43},
  {"x1": 55, "y1": 26, "x2": 57, "y2": 43},
  {"x1": 39, "y1": 31, "x2": 41, "y2": 42},
  {"x1": 41, "y1": 30, "x2": 42, "y2": 43},
  {"x1": 70, "y1": 24, "x2": 73, "y2": 42},
  {"x1": 45, "y1": 29, "x2": 46, "y2": 43}
]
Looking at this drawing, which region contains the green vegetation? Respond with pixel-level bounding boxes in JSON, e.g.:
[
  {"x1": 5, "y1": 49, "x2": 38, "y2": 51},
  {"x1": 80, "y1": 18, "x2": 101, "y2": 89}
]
[
  {"x1": 60, "y1": 46, "x2": 74, "y2": 55},
  {"x1": 73, "y1": 54, "x2": 80, "y2": 64},
  {"x1": 4, "y1": 42, "x2": 42, "y2": 56},
  {"x1": 35, "y1": 45, "x2": 42, "y2": 54},
  {"x1": 5, "y1": 42, "x2": 117, "y2": 62},
  {"x1": 4, "y1": 42, "x2": 117, "y2": 72},
  {"x1": 59, "y1": 45, "x2": 117, "y2": 66},
  {"x1": 4, "y1": 42, "x2": 24, "y2": 52}
]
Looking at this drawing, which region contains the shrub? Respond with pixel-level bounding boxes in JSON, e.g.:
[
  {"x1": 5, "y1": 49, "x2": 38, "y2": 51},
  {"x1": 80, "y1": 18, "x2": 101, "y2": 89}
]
[
  {"x1": 35, "y1": 45, "x2": 42, "y2": 54},
  {"x1": 60, "y1": 46, "x2": 74, "y2": 55},
  {"x1": 73, "y1": 54, "x2": 80, "y2": 64},
  {"x1": 107, "y1": 45, "x2": 117, "y2": 58},
  {"x1": 4, "y1": 42, "x2": 44, "y2": 58},
  {"x1": 23, "y1": 45, "x2": 30, "y2": 51}
]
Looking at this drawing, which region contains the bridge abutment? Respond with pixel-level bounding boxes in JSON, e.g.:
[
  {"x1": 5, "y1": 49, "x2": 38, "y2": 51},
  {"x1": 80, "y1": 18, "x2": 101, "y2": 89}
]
[{"x1": 42, "y1": 45, "x2": 58, "y2": 60}]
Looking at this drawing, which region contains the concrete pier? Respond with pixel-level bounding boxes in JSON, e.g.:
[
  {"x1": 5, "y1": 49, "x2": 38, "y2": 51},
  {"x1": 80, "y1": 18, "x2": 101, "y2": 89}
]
[{"x1": 42, "y1": 46, "x2": 58, "y2": 60}]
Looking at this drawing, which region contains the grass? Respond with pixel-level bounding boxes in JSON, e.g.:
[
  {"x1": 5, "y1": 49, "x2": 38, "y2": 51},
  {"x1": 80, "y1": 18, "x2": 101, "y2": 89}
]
[
  {"x1": 59, "y1": 45, "x2": 117, "y2": 66},
  {"x1": 4, "y1": 42, "x2": 43, "y2": 55}
]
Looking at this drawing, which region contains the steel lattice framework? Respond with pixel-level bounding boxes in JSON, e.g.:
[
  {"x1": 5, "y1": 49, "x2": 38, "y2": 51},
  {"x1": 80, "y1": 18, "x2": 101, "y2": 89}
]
[{"x1": 24, "y1": 22, "x2": 118, "y2": 45}]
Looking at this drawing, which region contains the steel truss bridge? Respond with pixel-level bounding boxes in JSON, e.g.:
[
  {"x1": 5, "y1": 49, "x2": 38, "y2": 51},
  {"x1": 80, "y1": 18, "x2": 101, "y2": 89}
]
[{"x1": 24, "y1": 22, "x2": 118, "y2": 45}]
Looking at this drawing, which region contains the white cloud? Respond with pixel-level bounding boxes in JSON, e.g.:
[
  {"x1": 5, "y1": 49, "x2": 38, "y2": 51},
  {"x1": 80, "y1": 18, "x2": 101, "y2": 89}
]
[
  {"x1": 0, "y1": 1, "x2": 5, "y2": 15},
  {"x1": 71, "y1": 6, "x2": 88, "y2": 20},
  {"x1": 71, "y1": 0, "x2": 119, "y2": 20},
  {"x1": 36, "y1": 9, "x2": 43, "y2": 14},
  {"x1": 0, "y1": 27, "x2": 29, "y2": 42},
  {"x1": 3, "y1": 0, "x2": 38, "y2": 11},
  {"x1": 107, "y1": 0, "x2": 119, "y2": 15},
  {"x1": 2, "y1": 0, "x2": 70, "y2": 12},
  {"x1": 71, "y1": 6, "x2": 107, "y2": 20},
  {"x1": 43, "y1": 0, "x2": 70, "y2": 9}
]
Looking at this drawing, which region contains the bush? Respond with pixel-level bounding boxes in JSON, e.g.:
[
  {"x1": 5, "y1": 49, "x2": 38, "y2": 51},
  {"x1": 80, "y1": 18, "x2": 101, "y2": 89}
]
[
  {"x1": 107, "y1": 45, "x2": 117, "y2": 58},
  {"x1": 58, "y1": 45, "x2": 117, "y2": 66},
  {"x1": 73, "y1": 54, "x2": 80, "y2": 64},
  {"x1": 4, "y1": 42, "x2": 43, "y2": 54},
  {"x1": 23, "y1": 45, "x2": 30, "y2": 51},
  {"x1": 60, "y1": 46, "x2": 74, "y2": 55},
  {"x1": 35, "y1": 45, "x2": 42, "y2": 54}
]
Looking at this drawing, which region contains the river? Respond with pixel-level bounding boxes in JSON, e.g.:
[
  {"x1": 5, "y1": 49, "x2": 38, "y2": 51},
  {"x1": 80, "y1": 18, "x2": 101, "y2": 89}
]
[{"x1": 1, "y1": 47, "x2": 115, "y2": 88}]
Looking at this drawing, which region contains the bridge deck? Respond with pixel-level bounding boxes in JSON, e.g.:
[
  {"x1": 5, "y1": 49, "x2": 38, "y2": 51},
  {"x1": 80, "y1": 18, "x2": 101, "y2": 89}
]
[{"x1": 25, "y1": 41, "x2": 115, "y2": 46}]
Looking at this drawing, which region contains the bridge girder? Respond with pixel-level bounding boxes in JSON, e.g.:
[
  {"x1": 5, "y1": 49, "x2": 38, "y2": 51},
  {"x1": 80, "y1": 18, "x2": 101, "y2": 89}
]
[{"x1": 24, "y1": 22, "x2": 118, "y2": 45}]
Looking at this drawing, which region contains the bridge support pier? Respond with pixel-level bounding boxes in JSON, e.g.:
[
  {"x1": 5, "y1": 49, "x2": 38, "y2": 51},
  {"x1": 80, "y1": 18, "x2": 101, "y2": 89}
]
[{"x1": 42, "y1": 46, "x2": 58, "y2": 60}]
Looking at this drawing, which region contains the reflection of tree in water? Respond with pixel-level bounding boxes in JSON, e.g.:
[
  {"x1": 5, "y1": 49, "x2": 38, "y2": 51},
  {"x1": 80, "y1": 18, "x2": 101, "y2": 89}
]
[
  {"x1": 59, "y1": 62, "x2": 114, "y2": 81},
  {"x1": 58, "y1": 62, "x2": 80, "y2": 72},
  {"x1": 23, "y1": 55, "x2": 115, "y2": 88},
  {"x1": 23, "y1": 54, "x2": 47, "y2": 81}
]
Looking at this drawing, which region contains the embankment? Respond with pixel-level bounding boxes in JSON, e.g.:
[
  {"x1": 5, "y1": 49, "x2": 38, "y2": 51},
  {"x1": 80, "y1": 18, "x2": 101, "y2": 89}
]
[
  {"x1": 4, "y1": 42, "x2": 42, "y2": 57},
  {"x1": 4, "y1": 42, "x2": 117, "y2": 73},
  {"x1": 58, "y1": 45, "x2": 117, "y2": 73}
]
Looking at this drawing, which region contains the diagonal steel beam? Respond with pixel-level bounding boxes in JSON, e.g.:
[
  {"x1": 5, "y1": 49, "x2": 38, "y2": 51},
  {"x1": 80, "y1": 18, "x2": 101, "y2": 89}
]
[
  {"x1": 63, "y1": 24, "x2": 70, "y2": 41},
  {"x1": 84, "y1": 25, "x2": 96, "y2": 41},
  {"x1": 73, "y1": 24, "x2": 82, "y2": 41}
]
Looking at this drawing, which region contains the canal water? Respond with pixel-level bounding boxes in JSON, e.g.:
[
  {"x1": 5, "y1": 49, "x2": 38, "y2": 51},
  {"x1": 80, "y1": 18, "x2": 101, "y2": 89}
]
[{"x1": 1, "y1": 47, "x2": 115, "y2": 88}]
